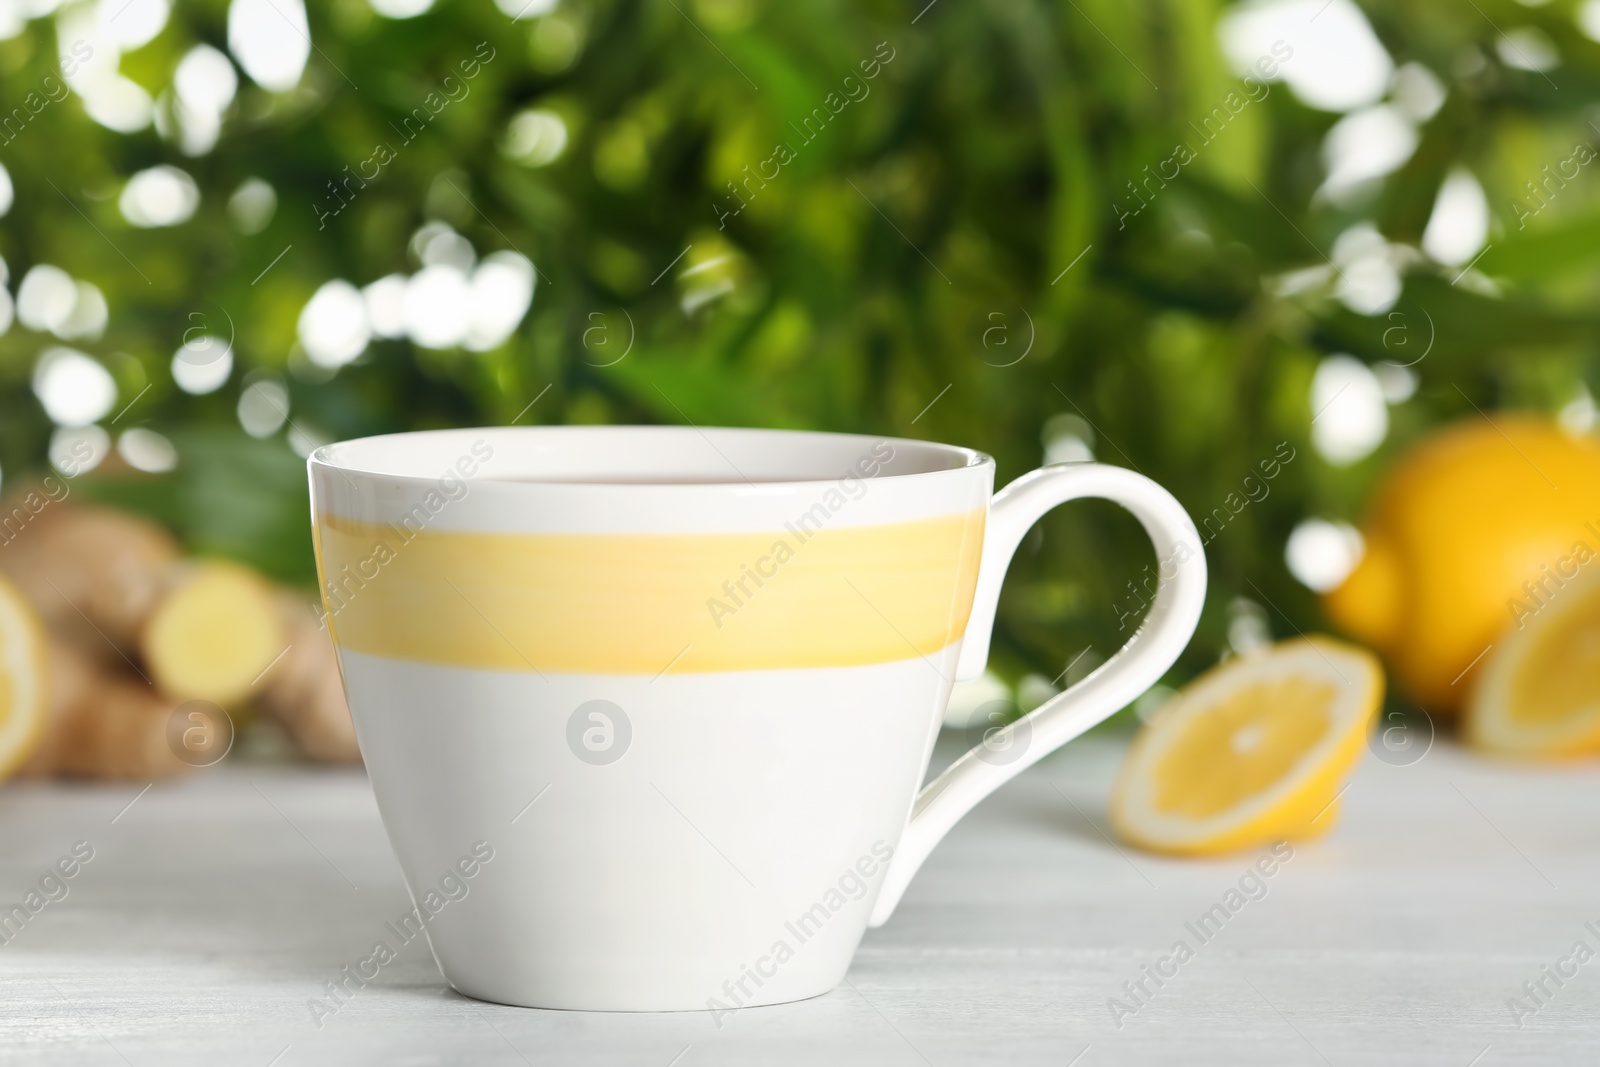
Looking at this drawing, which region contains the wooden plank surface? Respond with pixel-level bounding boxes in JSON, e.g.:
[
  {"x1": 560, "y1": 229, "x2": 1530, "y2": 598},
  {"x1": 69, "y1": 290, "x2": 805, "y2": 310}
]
[{"x1": 1, "y1": 730, "x2": 1596, "y2": 1065}]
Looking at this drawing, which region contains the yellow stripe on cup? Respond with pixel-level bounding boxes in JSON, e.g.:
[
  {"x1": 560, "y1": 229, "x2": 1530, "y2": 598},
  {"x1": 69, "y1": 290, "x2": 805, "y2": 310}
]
[{"x1": 315, "y1": 510, "x2": 986, "y2": 675}]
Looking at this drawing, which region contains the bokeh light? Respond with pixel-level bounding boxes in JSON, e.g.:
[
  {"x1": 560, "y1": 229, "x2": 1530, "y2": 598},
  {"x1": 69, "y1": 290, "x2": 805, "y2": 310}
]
[
  {"x1": 404, "y1": 266, "x2": 471, "y2": 349},
  {"x1": 298, "y1": 281, "x2": 371, "y2": 368},
  {"x1": 362, "y1": 275, "x2": 408, "y2": 339},
  {"x1": 49, "y1": 424, "x2": 110, "y2": 476},
  {"x1": 1311, "y1": 355, "x2": 1388, "y2": 465},
  {"x1": 120, "y1": 165, "x2": 200, "y2": 227},
  {"x1": 1422, "y1": 169, "x2": 1490, "y2": 267},
  {"x1": 466, "y1": 252, "x2": 536, "y2": 351},
  {"x1": 1218, "y1": 0, "x2": 1391, "y2": 112},
  {"x1": 228, "y1": 0, "x2": 310, "y2": 92},
  {"x1": 227, "y1": 178, "x2": 276, "y2": 234},
  {"x1": 16, "y1": 265, "x2": 77, "y2": 334},
  {"x1": 503, "y1": 110, "x2": 568, "y2": 167},
  {"x1": 172, "y1": 335, "x2": 234, "y2": 394},
  {"x1": 1286, "y1": 518, "x2": 1365, "y2": 592},
  {"x1": 1320, "y1": 106, "x2": 1418, "y2": 201},
  {"x1": 32, "y1": 347, "x2": 116, "y2": 426},
  {"x1": 237, "y1": 378, "x2": 290, "y2": 438},
  {"x1": 116, "y1": 427, "x2": 178, "y2": 472},
  {"x1": 369, "y1": 0, "x2": 436, "y2": 18},
  {"x1": 96, "y1": 0, "x2": 168, "y2": 49}
]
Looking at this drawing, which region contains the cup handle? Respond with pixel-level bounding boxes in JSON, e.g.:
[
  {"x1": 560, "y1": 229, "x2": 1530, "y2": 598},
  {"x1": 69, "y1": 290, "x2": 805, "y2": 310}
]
[{"x1": 868, "y1": 463, "x2": 1208, "y2": 927}]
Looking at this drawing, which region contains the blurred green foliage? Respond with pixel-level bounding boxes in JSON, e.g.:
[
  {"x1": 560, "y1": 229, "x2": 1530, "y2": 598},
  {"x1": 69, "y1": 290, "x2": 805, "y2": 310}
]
[{"x1": 2, "y1": 0, "x2": 1600, "y2": 694}]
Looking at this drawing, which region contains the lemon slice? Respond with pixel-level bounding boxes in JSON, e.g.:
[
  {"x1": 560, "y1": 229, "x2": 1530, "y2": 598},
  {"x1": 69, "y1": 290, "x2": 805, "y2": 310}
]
[
  {"x1": 1467, "y1": 572, "x2": 1600, "y2": 757},
  {"x1": 1110, "y1": 637, "x2": 1383, "y2": 855},
  {"x1": 0, "y1": 572, "x2": 49, "y2": 781}
]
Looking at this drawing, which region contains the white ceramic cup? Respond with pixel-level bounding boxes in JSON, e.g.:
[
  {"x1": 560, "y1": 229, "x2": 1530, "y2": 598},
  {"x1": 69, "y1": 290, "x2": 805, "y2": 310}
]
[{"x1": 308, "y1": 426, "x2": 1206, "y2": 1013}]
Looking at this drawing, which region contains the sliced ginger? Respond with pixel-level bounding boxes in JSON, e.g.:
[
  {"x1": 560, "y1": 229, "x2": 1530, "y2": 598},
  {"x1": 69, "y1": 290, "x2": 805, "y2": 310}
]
[
  {"x1": 143, "y1": 561, "x2": 286, "y2": 705},
  {"x1": 1111, "y1": 637, "x2": 1383, "y2": 856}
]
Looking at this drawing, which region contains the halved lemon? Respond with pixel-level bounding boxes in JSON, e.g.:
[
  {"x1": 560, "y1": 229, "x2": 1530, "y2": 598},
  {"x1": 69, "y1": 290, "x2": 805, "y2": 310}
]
[
  {"x1": 1467, "y1": 571, "x2": 1600, "y2": 757},
  {"x1": 0, "y1": 571, "x2": 49, "y2": 781},
  {"x1": 1110, "y1": 637, "x2": 1383, "y2": 856}
]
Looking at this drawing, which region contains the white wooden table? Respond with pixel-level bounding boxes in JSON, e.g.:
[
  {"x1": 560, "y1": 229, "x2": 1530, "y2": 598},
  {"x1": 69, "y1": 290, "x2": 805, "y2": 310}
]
[{"x1": 2, "y1": 729, "x2": 1596, "y2": 1065}]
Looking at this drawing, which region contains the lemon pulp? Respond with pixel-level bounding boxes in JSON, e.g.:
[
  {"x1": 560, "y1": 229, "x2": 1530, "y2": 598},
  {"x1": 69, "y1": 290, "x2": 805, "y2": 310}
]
[
  {"x1": 1151, "y1": 677, "x2": 1336, "y2": 819},
  {"x1": 1508, "y1": 612, "x2": 1600, "y2": 725}
]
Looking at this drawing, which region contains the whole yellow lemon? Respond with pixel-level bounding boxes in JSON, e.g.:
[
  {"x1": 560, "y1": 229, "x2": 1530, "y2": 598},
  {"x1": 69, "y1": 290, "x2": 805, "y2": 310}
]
[{"x1": 1323, "y1": 415, "x2": 1600, "y2": 713}]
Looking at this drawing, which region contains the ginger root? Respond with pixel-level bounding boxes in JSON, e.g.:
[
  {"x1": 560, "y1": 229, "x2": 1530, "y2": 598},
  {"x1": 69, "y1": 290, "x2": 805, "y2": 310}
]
[
  {"x1": 0, "y1": 495, "x2": 360, "y2": 773},
  {"x1": 252, "y1": 593, "x2": 361, "y2": 763},
  {"x1": 21, "y1": 641, "x2": 191, "y2": 780},
  {"x1": 0, "y1": 501, "x2": 180, "y2": 657}
]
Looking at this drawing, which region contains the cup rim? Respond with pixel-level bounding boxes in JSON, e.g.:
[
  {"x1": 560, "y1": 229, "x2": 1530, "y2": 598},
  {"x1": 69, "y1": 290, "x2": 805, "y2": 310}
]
[{"x1": 309, "y1": 424, "x2": 993, "y2": 493}]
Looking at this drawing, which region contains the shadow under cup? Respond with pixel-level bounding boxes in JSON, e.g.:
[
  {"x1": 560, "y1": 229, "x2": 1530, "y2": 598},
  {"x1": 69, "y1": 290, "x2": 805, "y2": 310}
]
[{"x1": 308, "y1": 426, "x2": 994, "y2": 1011}]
